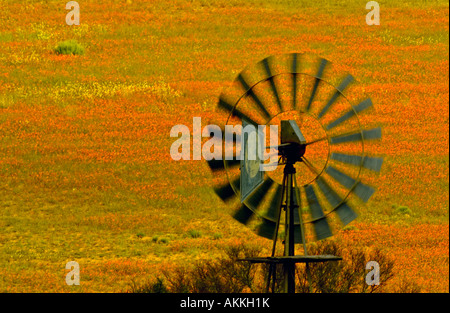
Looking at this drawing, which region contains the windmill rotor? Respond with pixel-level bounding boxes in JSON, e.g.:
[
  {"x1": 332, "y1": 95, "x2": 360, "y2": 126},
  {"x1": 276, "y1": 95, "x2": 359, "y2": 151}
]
[{"x1": 207, "y1": 52, "x2": 383, "y2": 293}]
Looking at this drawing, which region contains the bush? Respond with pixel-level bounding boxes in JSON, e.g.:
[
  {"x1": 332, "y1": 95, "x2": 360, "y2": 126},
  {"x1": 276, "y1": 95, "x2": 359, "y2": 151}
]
[
  {"x1": 151, "y1": 278, "x2": 168, "y2": 293},
  {"x1": 131, "y1": 277, "x2": 168, "y2": 293},
  {"x1": 131, "y1": 241, "x2": 419, "y2": 293},
  {"x1": 54, "y1": 40, "x2": 84, "y2": 55},
  {"x1": 166, "y1": 244, "x2": 262, "y2": 293},
  {"x1": 159, "y1": 238, "x2": 169, "y2": 244},
  {"x1": 130, "y1": 244, "x2": 262, "y2": 293},
  {"x1": 394, "y1": 205, "x2": 412, "y2": 216},
  {"x1": 187, "y1": 229, "x2": 202, "y2": 238},
  {"x1": 294, "y1": 240, "x2": 395, "y2": 293},
  {"x1": 342, "y1": 225, "x2": 358, "y2": 232}
]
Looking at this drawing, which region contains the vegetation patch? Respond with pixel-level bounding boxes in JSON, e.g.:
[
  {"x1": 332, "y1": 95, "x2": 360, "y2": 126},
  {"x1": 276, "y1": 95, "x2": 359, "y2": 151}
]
[
  {"x1": 54, "y1": 40, "x2": 85, "y2": 55},
  {"x1": 130, "y1": 241, "x2": 421, "y2": 293},
  {"x1": 393, "y1": 205, "x2": 412, "y2": 216}
]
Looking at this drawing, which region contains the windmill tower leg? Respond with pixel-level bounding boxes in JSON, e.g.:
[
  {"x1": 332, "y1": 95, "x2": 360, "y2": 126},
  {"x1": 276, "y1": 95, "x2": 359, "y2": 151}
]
[
  {"x1": 283, "y1": 162, "x2": 297, "y2": 293},
  {"x1": 262, "y1": 155, "x2": 316, "y2": 294},
  {"x1": 283, "y1": 163, "x2": 314, "y2": 293},
  {"x1": 292, "y1": 172, "x2": 313, "y2": 293}
]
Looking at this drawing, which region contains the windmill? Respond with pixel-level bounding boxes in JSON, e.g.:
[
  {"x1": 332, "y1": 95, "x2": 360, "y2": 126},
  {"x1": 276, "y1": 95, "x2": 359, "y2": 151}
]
[{"x1": 207, "y1": 53, "x2": 383, "y2": 293}]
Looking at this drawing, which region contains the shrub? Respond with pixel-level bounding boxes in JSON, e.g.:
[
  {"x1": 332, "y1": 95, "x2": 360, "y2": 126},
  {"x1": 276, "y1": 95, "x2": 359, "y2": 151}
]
[
  {"x1": 131, "y1": 241, "x2": 419, "y2": 293},
  {"x1": 54, "y1": 40, "x2": 84, "y2": 55},
  {"x1": 161, "y1": 244, "x2": 262, "y2": 293},
  {"x1": 150, "y1": 278, "x2": 168, "y2": 293},
  {"x1": 394, "y1": 205, "x2": 412, "y2": 216},
  {"x1": 130, "y1": 277, "x2": 168, "y2": 293},
  {"x1": 294, "y1": 240, "x2": 395, "y2": 293},
  {"x1": 342, "y1": 225, "x2": 358, "y2": 232},
  {"x1": 187, "y1": 229, "x2": 202, "y2": 238}
]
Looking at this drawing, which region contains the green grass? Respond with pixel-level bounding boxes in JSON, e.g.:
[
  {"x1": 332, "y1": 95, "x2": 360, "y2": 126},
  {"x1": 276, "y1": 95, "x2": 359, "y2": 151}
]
[
  {"x1": 54, "y1": 40, "x2": 84, "y2": 55},
  {"x1": 187, "y1": 230, "x2": 202, "y2": 239}
]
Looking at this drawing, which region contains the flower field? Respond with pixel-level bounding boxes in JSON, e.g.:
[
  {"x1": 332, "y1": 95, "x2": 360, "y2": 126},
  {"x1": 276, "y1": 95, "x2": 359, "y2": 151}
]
[{"x1": 0, "y1": 0, "x2": 448, "y2": 292}]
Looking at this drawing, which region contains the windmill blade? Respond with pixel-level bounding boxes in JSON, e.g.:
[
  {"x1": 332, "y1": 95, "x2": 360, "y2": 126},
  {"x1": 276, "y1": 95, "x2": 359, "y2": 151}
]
[
  {"x1": 316, "y1": 177, "x2": 357, "y2": 225},
  {"x1": 316, "y1": 177, "x2": 341, "y2": 207},
  {"x1": 331, "y1": 153, "x2": 383, "y2": 173},
  {"x1": 304, "y1": 185, "x2": 333, "y2": 240},
  {"x1": 291, "y1": 53, "x2": 300, "y2": 109},
  {"x1": 326, "y1": 98, "x2": 373, "y2": 130},
  {"x1": 256, "y1": 219, "x2": 277, "y2": 240},
  {"x1": 318, "y1": 74, "x2": 354, "y2": 119},
  {"x1": 294, "y1": 225, "x2": 304, "y2": 244},
  {"x1": 325, "y1": 166, "x2": 375, "y2": 203},
  {"x1": 260, "y1": 57, "x2": 283, "y2": 111},
  {"x1": 362, "y1": 156, "x2": 383, "y2": 172},
  {"x1": 290, "y1": 52, "x2": 301, "y2": 73},
  {"x1": 218, "y1": 96, "x2": 258, "y2": 126},
  {"x1": 362, "y1": 127, "x2": 382, "y2": 140},
  {"x1": 304, "y1": 185, "x2": 324, "y2": 219},
  {"x1": 330, "y1": 127, "x2": 382, "y2": 145},
  {"x1": 233, "y1": 204, "x2": 254, "y2": 225},
  {"x1": 312, "y1": 218, "x2": 333, "y2": 240},
  {"x1": 334, "y1": 202, "x2": 358, "y2": 226},
  {"x1": 264, "y1": 184, "x2": 283, "y2": 221},
  {"x1": 214, "y1": 177, "x2": 240, "y2": 202},
  {"x1": 306, "y1": 58, "x2": 328, "y2": 112},
  {"x1": 206, "y1": 127, "x2": 243, "y2": 172},
  {"x1": 207, "y1": 158, "x2": 240, "y2": 172},
  {"x1": 218, "y1": 126, "x2": 241, "y2": 145},
  {"x1": 204, "y1": 123, "x2": 243, "y2": 171},
  {"x1": 245, "y1": 176, "x2": 275, "y2": 209},
  {"x1": 291, "y1": 185, "x2": 302, "y2": 224},
  {"x1": 236, "y1": 73, "x2": 272, "y2": 121}
]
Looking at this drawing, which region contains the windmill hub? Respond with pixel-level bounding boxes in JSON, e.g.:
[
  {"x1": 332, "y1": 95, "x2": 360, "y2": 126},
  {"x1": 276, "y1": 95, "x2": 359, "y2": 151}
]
[
  {"x1": 266, "y1": 112, "x2": 329, "y2": 186},
  {"x1": 279, "y1": 120, "x2": 307, "y2": 164},
  {"x1": 278, "y1": 142, "x2": 306, "y2": 164}
]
